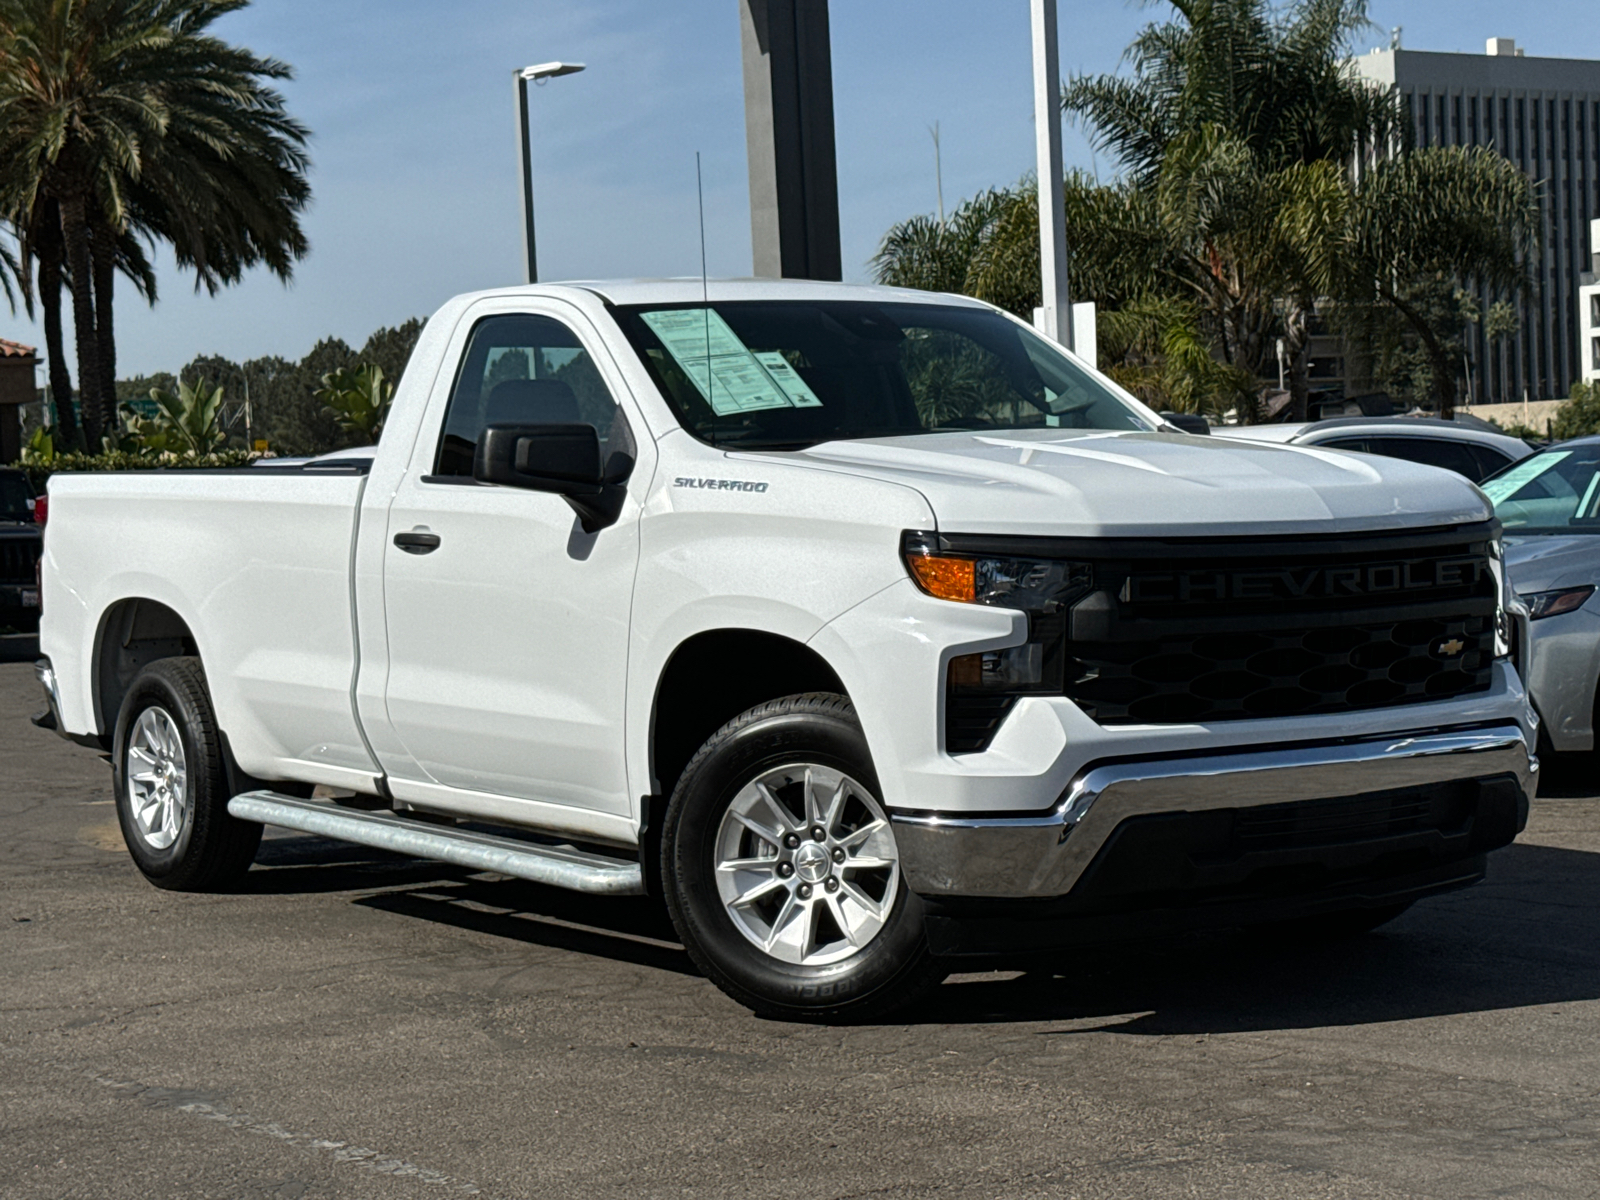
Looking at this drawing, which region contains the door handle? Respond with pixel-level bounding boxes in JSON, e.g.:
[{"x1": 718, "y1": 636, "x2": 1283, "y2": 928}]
[{"x1": 394, "y1": 530, "x2": 441, "y2": 555}]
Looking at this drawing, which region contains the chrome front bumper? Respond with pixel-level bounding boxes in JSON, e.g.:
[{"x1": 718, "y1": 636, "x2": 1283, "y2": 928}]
[{"x1": 890, "y1": 723, "x2": 1537, "y2": 899}]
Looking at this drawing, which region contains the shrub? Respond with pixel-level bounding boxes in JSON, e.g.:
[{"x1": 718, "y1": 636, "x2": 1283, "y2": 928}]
[
  {"x1": 1550, "y1": 382, "x2": 1600, "y2": 442},
  {"x1": 12, "y1": 449, "x2": 261, "y2": 494}
]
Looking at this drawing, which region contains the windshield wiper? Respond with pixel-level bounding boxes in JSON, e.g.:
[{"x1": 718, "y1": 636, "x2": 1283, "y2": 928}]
[{"x1": 710, "y1": 435, "x2": 821, "y2": 451}]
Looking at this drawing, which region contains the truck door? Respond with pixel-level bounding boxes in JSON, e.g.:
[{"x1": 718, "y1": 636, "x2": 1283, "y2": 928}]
[{"x1": 376, "y1": 304, "x2": 646, "y2": 828}]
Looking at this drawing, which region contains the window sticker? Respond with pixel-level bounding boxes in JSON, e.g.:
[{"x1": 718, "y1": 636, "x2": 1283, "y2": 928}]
[
  {"x1": 753, "y1": 351, "x2": 823, "y2": 407},
  {"x1": 1481, "y1": 451, "x2": 1570, "y2": 504},
  {"x1": 641, "y1": 309, "x2": 795, "y2": 415}
]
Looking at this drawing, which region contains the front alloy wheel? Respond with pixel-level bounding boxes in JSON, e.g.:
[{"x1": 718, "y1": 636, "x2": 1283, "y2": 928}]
[
  {"x1": 714, "y1": 763, "x2": 900, "y2": 966},
  {"x1": 662, "y1": 693, "x2": 945, "y2": 1022}
]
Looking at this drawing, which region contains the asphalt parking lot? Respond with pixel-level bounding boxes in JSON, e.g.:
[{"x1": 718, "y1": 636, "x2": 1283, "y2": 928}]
[{"x1": 5, "y1": 633, "x2": 1600, "y2": 1200}]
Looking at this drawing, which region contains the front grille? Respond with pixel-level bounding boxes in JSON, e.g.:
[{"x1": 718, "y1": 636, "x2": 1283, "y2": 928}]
[
  {"x1": 0, "y1": 537, "x2": 40, "y2": 585},
  {"x1": 1051, "y1": 524, "x2": 1499, "y2": 726},
  {"x1": 936, "y1": 523, "x2": 1499, "y2": 745},
  {"x1": 1069, "y1": 612, "x2": 1493, "y2": 724}
]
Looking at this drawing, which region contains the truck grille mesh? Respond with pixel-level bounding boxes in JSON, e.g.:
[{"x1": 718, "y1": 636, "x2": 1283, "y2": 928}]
[
  {"x1": 937, "y1": 523, "x2": 1501, "y2": 749},
  {"x1": 1064, "y1": 525, "x2": 1498, "y2": 726},
  {"x1": 0, "y1": 538, "x2": 40, "y2": 585},
  {"x1": 1068, "y1": 613, "x2": 1493, "y2": 724}
]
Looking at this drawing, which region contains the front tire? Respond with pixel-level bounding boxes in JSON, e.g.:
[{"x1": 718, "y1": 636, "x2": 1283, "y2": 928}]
[
  {"x1": 112, "y1": 657, "x2": 261, "y2": 891},
  {"x1": 661, "y1": 693, "x2": 946, "y2": 1022}
]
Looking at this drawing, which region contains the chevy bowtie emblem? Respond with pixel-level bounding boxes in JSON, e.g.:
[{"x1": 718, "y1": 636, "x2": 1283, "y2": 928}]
[{"x1": 1434, "y1": 636, "x2": 1467, "y2": 658}]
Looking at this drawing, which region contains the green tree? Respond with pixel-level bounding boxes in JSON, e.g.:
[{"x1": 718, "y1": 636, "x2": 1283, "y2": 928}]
[
  {"x1": 1551, "y1": 381, "x2": 1600, "y2": 441},
  {"x1": 358, "y1": 318, "x2": 424, "y2": 388},
  {"x1": 1062, "y1": 0, "x2": 1397, "y2": 389},
  {"x1": 1329, "y1": 147, "x2": 1537, "y2": 417},
  {"x1": 141, "y1": 376, "x2": 227, "y2": 455},
  {"x1": 315, "y1": 364, "x2": 392, "y2": 445},
  {"x1": 0, "y1": 0, "x2": 311, "y2": 446}
]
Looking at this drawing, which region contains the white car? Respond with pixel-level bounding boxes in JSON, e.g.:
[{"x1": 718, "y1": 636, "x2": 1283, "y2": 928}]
[
  {"x1": 34, "y1": 280, "x2": 1537, "y2": 1021},
  {"x1": 1215, "y1": 417, "x2": 1531, "y2": 483}
]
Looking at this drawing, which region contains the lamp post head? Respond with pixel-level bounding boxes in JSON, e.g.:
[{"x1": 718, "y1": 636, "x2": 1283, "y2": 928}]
[{"x1": 518, "y1": 61, "x2": 585, "y2": 82}]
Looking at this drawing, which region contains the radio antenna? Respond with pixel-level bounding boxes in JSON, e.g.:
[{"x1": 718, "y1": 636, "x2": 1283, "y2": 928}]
[{"x1": 696, "y1": 151, "x2": 713, "y2": 429}]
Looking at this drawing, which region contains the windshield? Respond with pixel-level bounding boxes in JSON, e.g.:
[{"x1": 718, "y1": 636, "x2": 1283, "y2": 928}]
[
  {"x1": 612, "y1": 300, "x2": 1151, "y2": 449},
  {"x1": 1483, "y1": 446, "x2": 1600, "y2": 535},
  {"x1": 0, "y1": 472, "x2": 32, "y2": 522}
]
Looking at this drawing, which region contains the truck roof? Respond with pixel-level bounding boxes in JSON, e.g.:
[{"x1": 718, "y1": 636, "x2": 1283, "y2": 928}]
[{"x1": 452, "y1": 278, "x2": 993, "y2": 309}]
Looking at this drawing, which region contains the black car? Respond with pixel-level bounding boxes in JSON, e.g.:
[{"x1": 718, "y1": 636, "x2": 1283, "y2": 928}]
[{"x1": 0, "y1": 467, "x2": 41, "y2": 633}]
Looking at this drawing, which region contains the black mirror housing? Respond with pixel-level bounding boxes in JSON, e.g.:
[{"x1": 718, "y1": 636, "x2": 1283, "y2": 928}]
[
  {"x1": 474, "y1": 423, "x2": 606, "y2": 494},
  {"x1": 473, "y1": 423, "x2": 634, "y2": 533}
]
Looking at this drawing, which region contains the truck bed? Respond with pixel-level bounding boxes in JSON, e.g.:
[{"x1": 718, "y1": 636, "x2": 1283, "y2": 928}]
[{"x1": 41, "y1": 465, "x2": 380, "y2": 789}]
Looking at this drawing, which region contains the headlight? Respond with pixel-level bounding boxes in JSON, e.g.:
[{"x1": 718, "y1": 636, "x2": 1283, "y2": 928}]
[
  {"x1": 902, "y1": 531, "x2": 1094, "y2": 753},
  {"x1": 1521, "y1": 586, "x2": 1595, "y2": 621},
  {"x1": 1490, "y1": 534, "x2": 1510, "y2": 658},
  {"x1": 901, "y1": 531, "x2": 1090, "y2": 612}
]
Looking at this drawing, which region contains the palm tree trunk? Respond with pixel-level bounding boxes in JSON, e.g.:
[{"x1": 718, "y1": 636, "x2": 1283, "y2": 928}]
[
  {"x1": 1382, "y1": 285, "x2": 1459, "y2": 417},
  {"x1": 91, "y1": 223, "x2": 118, "y2": 427},
  {"x1": 37, "y1": 247, "x2": 80, "y2": 449},
  {"x1": 58, "y1": 193, "x2": 103, "y2": 448},
  {"x1": 1282, "y1": 300, "x2": 1313, "y2": 423}
]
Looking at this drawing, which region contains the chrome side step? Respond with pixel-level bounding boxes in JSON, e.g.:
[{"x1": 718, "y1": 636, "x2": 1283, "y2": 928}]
[{"x1": 227, "y1": 791, "x2": 645, "y2": 896}]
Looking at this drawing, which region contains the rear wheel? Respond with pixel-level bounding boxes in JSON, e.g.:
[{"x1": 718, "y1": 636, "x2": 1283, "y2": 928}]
[
  {"x1": 113, "y1": 657, "x2": 261, "y2": 891},
  {"x1": 661, "y1": 693, "x2": 946, "y2": 1021}
]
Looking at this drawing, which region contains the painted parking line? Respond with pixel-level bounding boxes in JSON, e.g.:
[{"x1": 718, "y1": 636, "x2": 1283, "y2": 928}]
[{"x1": 91, "y1": 1073, "x2": 483, "y2": 1194}]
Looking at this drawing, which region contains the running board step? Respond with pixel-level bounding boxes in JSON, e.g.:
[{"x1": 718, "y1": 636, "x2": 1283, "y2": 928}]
[{"x1": 227, "y1": 791, "x2": 645, "y2": 896}]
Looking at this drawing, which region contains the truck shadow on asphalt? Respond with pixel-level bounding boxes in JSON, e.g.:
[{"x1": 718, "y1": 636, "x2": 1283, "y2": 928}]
[
  {"x1": 906, "y1": 837, "x2": 1600, "y2": 1032},
  {"x1": 248, "y1": 829, "x2": 1600, "y2": 1029},
  {"x1": 247, "y1": 832, "x2": 696, "y2": 976}
]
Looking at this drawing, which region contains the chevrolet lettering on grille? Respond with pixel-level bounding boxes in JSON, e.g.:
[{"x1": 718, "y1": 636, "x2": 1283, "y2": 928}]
[{"x1": 1122, "y1": 556, "x2": 1488, "y2": 604}]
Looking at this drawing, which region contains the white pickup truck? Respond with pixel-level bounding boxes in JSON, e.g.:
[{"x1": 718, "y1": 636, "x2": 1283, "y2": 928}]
[{"x1": 35, "y1": 280, "x2": 1538, "y2": 1020}]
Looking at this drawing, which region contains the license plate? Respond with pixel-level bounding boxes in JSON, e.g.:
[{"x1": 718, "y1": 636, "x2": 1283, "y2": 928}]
[{"x1": 21, "y1": 589, "x2": 38, "y2": 608}]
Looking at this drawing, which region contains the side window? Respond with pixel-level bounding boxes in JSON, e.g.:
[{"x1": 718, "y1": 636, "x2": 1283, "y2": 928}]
[
  {"x1": 1370, "y1": 437, "x2": 1481, "y2": 480},
  {"x1": 1468, "y1": 445, "x2": 1512, "y2": 483},
  {"x1": 1320, "y1": 437, "x2": 1370, "y2": 453},
  {"x1": 434, "y1": 314, "x2": 621, "y2": 477}
]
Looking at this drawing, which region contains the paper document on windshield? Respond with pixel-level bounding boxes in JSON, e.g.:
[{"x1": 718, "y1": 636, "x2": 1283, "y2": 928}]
[
  {"x1": 642, "y1": 309, "x2": 820, "y2": 415},
  {"x1": 1480, "y1": 451, "x2": 1569, "y2": 504}
]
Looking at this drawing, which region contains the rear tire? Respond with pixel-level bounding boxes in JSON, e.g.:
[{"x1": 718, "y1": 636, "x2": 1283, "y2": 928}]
[
  {"x1": 661, "y1": 693, "x2": 946, "y2": 1022},
  {"x1": 112, "y1": 657, "x2": 261, "y2": 891}
]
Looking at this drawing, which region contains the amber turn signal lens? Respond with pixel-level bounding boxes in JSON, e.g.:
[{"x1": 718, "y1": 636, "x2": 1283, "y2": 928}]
[{"x1": 907, "y1": 554, "x2": 975, "y2": 602}]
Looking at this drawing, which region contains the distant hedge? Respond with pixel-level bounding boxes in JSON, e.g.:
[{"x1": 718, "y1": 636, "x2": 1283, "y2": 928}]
[{"x1": 11, "y1": 450, "x2": 262, "y2": 494}]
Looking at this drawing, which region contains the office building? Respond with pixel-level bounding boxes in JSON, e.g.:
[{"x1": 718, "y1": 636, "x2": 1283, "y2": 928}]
[
  {"x1": 1584, "y1": 218, "x2": 1600, "y2": 386},
  {"x1": 1352, "y1": 38, "x2": 1600, "y2": 403}
]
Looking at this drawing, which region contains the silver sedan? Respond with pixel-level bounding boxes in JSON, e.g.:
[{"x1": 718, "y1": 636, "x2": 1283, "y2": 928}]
[{"x1": 1486, "y1": 439, "x2": 1600, "y2": 752}]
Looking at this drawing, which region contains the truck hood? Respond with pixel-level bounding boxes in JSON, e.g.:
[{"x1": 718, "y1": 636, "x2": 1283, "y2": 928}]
[
  {"x1": 781, "y1": 429, "x2": 1491, "y2": 538},
  {"x1": 1504, "y1": 533, "x2": 1600, "y2": 594}
]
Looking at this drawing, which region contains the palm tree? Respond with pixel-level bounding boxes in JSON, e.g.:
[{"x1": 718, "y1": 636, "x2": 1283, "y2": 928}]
[
  {"x1": 1062, "y1": 0, "x2": 1398, "y2": 397},
  {"x1": 0, "y1": 0, "x2": 310, "y2": 447},
  {"x1": 1330, "y1": 147, "x2": 1537, "y2": 417}
]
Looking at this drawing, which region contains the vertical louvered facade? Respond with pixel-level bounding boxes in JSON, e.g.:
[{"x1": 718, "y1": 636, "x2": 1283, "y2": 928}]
[{"x1": 1352, "y1": 43, "x2": 1600, "y2": 404}]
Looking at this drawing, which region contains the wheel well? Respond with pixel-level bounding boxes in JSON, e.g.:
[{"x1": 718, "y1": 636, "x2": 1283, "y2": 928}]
[
  {"x1": 650, "y1": 630, "x2": 847, "y2": 803},
  {"x1": 94, "y1": 599, "x2": 199, "y2": 734}
]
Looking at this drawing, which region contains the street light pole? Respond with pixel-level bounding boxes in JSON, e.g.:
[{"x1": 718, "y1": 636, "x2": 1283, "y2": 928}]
[
  {"x1": 1030, "y1": 0, "x2": 1071, "y2": 350},
  {"x1": 513, "y1": 61, "x2": 585, "y2": 285}
]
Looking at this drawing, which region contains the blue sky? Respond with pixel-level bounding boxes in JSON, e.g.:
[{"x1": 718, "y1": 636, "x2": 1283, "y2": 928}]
[{"x1": 9, "y1": 0, "x2": 1600, "y2": 378}]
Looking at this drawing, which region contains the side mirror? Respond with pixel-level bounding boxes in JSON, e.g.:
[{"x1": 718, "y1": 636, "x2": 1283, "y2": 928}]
[
  {"x1": 1158, "y1": 410, "x2": 1210, "y2": 435},
  {"x1": 473, "y1": 423, "x2": 633, "y2": 532},
  {"x1": 475, "y1": 423, "x2": 605, "y2": 495}
]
